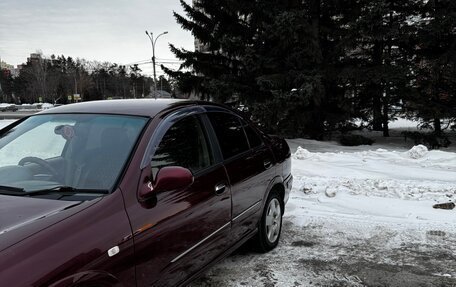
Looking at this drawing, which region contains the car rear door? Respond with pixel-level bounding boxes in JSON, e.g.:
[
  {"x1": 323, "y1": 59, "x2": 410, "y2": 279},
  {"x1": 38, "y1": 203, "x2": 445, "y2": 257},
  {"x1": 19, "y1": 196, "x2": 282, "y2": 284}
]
[
  {"x1": 206, "y1": 111, "x2": 275, "y2": 241},
  {"x1": 127, "y1": 112, "x2": 232, "y2": 286}
]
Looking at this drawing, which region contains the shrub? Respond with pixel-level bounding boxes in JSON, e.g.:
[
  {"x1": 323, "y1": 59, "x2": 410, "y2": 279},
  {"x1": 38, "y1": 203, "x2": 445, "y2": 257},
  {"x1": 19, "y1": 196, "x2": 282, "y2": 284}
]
[
  {"x1": 339, "y1": 134, "x2": 374, "y2": 146},
  {"x1": 401, "y1": 131, "x2": 451, "y2": 150}
]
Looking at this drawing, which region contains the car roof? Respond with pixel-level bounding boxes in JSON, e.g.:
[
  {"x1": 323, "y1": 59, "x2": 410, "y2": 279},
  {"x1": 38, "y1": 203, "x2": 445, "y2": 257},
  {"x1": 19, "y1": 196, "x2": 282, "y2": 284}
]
[{"x1": 38, "y1": 99, "x2": 201, "y2": 118}]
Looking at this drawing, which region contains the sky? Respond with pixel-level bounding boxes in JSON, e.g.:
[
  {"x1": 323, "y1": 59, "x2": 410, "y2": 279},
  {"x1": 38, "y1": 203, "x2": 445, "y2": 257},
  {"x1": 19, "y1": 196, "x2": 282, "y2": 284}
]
[{"x1": 0, "y1": 0, "x2": 194, "y2": 76}]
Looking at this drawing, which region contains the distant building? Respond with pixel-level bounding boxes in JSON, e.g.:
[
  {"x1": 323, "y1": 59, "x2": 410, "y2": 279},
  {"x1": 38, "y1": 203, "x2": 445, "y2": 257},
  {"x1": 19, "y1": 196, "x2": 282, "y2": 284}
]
[
  {"x1": 190, "y1": 0, "x2": 209, "y2": 101},
  {"x1": 0, "y1": 61, "x2": 13, "y2": 70},
  {"x1": 27, "y1": 53, "x2": 43, "y2": 64},
  {"x1": 193, "y1": 0, "x2": 210, "y2": 53},
  {"x1": 0, "y1": 60, "x2": 21, "y2": 78},
  {"x1": 10, "y1": 67, "x2": 20, "y2": 78},
  {"x1": 195, "y1": 39, "x2": 209, "y2": 53}
]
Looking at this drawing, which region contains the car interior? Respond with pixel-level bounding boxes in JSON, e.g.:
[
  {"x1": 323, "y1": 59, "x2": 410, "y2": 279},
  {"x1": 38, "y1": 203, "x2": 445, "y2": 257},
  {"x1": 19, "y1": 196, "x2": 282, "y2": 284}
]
[{"x1": 0, "y1": 115, "x2": 142, "y2": 198}]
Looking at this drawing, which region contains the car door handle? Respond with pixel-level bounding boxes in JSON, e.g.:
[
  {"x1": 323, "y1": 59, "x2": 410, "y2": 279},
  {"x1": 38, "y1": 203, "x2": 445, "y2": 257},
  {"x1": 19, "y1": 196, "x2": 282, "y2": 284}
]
[
  {"x1": 215, "y1": 183, "x2": 226, "y2": 195},
  {"x1": 264, "y1": 160, "x2": 273, "y2": 170}
]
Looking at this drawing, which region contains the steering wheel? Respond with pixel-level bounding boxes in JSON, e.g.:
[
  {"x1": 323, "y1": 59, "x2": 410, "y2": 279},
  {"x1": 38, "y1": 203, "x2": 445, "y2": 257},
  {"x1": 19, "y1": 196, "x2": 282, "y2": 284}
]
[{"x1": 18, "y1": 156, "x2": 59, "y2": 177}]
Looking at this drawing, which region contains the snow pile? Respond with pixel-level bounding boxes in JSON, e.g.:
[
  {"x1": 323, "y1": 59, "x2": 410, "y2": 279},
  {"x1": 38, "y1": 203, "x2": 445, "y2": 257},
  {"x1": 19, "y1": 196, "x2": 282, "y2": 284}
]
[
  {"x1": 292, "y1": 146, "x2": 313, "y2": 160},
  {"x1": 288, "y1": 144, "x2": 456, "y2": 228},
  {"x1": 407, "y1": 144, "x2": 429, "y2": 159},
  {"x1": 297, "y1": 177, "x2": 455, "y2": 201},
  {"x1": 17, "y1": 103, "x2": 52, "y2": 111},
  {"x1": 41, "y1": 103, "x2": 54, "y2": 109}
]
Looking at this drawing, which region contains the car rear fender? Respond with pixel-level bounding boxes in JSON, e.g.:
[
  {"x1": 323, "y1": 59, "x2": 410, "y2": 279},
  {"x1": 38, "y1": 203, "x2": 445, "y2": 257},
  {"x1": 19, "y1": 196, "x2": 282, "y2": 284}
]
[
  {"x1": 48, "y1": 270, "x2": 123, "y2": 287},
  {"x1": 262, "y1": 175, "x2": 285, "y2": 213}
]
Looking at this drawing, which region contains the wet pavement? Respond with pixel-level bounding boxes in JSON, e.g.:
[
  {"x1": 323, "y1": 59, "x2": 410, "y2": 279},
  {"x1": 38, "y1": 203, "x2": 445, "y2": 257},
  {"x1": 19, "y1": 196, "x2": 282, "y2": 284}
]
[{"x1": 191, "y1": 218, "x2": 456, "y2": 287}]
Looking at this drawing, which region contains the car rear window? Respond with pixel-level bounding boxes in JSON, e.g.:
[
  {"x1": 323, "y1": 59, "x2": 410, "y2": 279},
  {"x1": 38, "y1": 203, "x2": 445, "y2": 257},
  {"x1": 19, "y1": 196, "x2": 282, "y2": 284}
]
[
  {"x1": 208, "y1": 112, "x2": 249, "y2": 160},
  {"x1": 241, "y1": 120, "x2": 263, "y2": 148}
]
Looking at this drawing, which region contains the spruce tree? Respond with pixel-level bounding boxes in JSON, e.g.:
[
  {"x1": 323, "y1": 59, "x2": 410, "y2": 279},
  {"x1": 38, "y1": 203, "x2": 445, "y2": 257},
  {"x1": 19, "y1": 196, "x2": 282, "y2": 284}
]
[
  {"x1": 164, "y1": 0, "x2": 253, "y2": 102},
  {"x1": 166, "y1": 0, "x2": 355, "y2": 138},
  {"x1": 412, "y1": 0, "x2": 456, "y2": 132},
  {"x1": 342, "y1": 0, "x2": 419, "y2": 136}
]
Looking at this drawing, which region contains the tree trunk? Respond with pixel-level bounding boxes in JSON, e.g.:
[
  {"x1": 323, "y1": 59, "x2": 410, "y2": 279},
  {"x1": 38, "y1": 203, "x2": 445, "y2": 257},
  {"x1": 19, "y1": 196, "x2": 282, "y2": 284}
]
[
  {"x1": 373, "y1": 92, "x2": 383, "y2": 131},
  {"x1": 371, "y1": 16, "x2": 384, "y2": 131},
  {"x1": 309, "y1": 0, "x2": 324, "y2": 139},
  {"x1": 382, "y1": 91, "x2": 390, "y2": 137},
  {"x1": 434, "y1": 118, "x2": 442, "y2": 133},
  {"x1": 382, "y1": 11, "x2": 394, "y2": 138},
  {"x1": 367, "y1": 4, "x2": 384, "y2": 131}
]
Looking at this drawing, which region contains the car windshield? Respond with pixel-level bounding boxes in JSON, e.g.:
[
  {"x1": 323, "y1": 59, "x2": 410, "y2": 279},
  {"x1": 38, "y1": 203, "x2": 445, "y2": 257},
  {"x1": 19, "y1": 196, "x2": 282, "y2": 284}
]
[{"x1": 0, "y1": 114, "x2": 147, "y2": 198}]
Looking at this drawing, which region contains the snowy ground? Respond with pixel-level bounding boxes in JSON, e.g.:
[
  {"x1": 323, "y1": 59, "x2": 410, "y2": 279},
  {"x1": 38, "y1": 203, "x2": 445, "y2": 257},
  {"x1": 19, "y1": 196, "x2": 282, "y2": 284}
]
[
  {"x1": 0, "y1": 120, "x2": 15, "y2": 129},
  {"x1": 2, "y1": 119, "x2": 456, "y2": 286}
]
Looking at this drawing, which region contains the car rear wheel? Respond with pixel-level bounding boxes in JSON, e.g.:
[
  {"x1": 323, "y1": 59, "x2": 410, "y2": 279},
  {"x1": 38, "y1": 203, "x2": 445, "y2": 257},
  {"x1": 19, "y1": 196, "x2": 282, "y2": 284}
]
[{"x1": 256, "y1": 190, "x2": 283, "y2": 252}]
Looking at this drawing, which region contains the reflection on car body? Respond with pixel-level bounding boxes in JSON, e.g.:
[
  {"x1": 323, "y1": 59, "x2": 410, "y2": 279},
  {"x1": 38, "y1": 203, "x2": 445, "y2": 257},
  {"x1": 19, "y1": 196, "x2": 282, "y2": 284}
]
[{"x1": 0, "y1": 99, "x2": 292, "y2": 287}]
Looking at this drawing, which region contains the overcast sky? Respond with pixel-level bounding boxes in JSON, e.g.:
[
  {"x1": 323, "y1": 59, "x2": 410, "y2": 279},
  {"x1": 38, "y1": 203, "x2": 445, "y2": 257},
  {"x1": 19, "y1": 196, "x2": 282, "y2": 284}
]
[{"x1": 0, "y1": 0, "x2": 194, "y2": 76}]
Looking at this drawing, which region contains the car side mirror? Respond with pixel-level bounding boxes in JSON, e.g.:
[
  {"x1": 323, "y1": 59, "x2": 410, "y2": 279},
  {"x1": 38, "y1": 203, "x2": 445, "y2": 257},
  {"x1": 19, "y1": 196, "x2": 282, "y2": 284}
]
[{"x1": 139, "y1": 166, "x2": 194, "y2": 202}]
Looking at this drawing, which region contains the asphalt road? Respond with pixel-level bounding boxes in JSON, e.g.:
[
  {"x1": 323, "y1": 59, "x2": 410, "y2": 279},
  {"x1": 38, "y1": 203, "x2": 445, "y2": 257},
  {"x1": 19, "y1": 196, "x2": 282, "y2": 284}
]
[
  {"x1": 190, "y1": 217, "x2": 456, "y2": 287},
  {"x1": 0, "y1": 111, "x2": 35, "y2": 120}
]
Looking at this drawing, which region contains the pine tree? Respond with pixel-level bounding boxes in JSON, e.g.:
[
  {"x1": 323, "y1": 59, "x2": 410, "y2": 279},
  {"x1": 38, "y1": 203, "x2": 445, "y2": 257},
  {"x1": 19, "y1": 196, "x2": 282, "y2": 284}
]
[
  {"x1": 164, "y1": 0, "x2": 253, "y2": 101},
  {"x1": 342, "y1": 0, "x2": 420, "y2": 136},
  {"x1": 0, "y1": 69, "x2": 13, "y2": 102},
  {"x1": 166, "y1": 0, "x2": 356, "y2": 138},
  {"x1": 412, "y1": 0, "x2": 456, "y2": 132}
]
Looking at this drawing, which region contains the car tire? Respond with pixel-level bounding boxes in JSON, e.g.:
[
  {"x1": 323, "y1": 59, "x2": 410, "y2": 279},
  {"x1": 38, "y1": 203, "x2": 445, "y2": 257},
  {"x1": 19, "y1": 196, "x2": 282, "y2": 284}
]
[{"x1": 256, "y1": 190, "x2": 283, "y2": 252}]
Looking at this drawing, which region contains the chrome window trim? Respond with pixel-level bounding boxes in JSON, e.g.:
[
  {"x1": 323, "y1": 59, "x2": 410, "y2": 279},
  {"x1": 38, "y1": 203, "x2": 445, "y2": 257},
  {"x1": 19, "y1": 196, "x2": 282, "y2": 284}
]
[{"x1": 170, "y1": 222, "x2": 231, "y2": 263}]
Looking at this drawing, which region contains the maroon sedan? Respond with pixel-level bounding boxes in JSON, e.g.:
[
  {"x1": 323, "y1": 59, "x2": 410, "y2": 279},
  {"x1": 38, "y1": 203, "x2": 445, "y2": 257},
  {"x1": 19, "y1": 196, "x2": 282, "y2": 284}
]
[{"x1": 0, "y1": 99, "x2": 292, "y2": 286}]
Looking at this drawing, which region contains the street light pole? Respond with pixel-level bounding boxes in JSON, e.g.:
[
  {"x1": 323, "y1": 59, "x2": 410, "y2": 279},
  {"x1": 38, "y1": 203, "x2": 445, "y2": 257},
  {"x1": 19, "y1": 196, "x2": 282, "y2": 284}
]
[{"x1": 145, "y1": 30, "x2": 168, "y2": 99}]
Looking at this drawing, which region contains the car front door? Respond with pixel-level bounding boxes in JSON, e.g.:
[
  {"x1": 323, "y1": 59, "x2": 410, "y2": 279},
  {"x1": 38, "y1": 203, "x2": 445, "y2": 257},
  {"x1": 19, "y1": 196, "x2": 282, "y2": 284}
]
[{"x1": 127, "y1": 113, "x2": 231, "y2": 286}]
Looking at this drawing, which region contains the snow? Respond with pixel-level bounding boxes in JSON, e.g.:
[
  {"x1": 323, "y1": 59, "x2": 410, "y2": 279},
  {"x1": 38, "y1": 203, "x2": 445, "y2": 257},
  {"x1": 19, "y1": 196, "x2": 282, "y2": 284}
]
[
  {"x1": 0, "y1": 103, "x2": 54, "y2": 112},
  {"x1": 289, "y1": 144, "x2": 456, "y2": 231},
  {"x1": 0, "y1": 120, "x2": 14, "y2": 129},
  {"x1": 289, "y1": 144, "x2": 456, "y2": 220},
  {"x1": 387, "y1": 117, "x2": 421, "y2": 129},
  {"x1": 407, "y1": 144, "x2": 429, "y2": 159},
  {"x1": 41, "y1": 103, "x2": 54, "y2": 109}
]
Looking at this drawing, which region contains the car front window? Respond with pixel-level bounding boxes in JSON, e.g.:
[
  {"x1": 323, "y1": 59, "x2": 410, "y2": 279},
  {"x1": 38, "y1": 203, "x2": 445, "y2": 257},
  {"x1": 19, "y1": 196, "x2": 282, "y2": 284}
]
[
  {"x1": 0, "y1": 114, "x2": 148, "y2": 198},
  {"x1": 151, "y1": 115, "x2": 214, "y2": 176}
]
